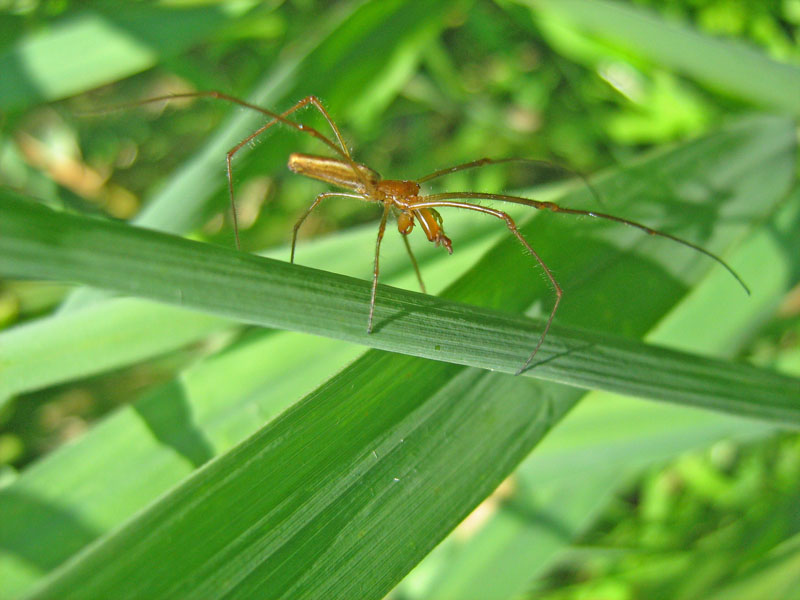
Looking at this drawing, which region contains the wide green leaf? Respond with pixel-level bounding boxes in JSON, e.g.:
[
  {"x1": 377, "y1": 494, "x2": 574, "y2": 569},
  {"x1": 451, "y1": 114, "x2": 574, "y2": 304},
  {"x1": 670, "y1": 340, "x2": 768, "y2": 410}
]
[{"x1": 23, "y1": 355, "x2": 567, "y2": 600}]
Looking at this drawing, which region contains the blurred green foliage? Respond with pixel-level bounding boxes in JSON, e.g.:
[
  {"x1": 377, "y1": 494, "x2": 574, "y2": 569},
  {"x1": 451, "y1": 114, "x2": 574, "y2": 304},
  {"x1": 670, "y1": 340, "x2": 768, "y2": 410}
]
[
  {"x1": 0, "y1": 0, "x2": 798, "y2": 598},
  {"x1": 535, "y1": 433, "x2": 800, "y2": 599}
]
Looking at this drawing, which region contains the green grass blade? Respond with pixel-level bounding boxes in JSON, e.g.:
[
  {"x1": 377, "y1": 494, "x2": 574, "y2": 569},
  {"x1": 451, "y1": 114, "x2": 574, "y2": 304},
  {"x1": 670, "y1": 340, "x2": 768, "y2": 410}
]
[
  {"x1": 407, "y1": 395, "x2": 777, "y2": 600},
  {"x1": 518, "y1": 0, "x2": 800, "y2": 115},
  {"x1": 0, "y1": 207, "x2": 508, "y2": 400},
  {"x1": 0, "y1": 299, "x2": 228, "y2": 400},
  {"x1": 23, "y1": 356, "x2": 568, "y2": 600},
  {"x1": 0, "y1": 3, "x2": 248, "y2": 111},
  {"x1": 2, "y1": 189, "x2": 798, "y2": 422},
  {"x1": 398, "y1": 186, "x2": 800, "y2": 599}
]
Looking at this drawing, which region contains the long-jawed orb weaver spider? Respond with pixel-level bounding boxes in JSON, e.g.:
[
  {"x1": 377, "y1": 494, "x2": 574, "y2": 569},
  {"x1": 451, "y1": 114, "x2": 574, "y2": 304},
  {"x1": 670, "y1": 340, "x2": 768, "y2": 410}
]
[{"x1": 121, "y1": 91, "x2": 749, "y2": 374}]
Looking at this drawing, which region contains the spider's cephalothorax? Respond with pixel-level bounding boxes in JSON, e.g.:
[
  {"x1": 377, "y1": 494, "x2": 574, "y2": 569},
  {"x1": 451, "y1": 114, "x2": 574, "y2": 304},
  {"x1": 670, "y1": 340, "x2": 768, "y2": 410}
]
[
  {"x1": 288, "y1": 154, "x2": 454, "y2": 254},
  {"x1": 382, "y1": 181, "x2": 453, "y2": 254}
]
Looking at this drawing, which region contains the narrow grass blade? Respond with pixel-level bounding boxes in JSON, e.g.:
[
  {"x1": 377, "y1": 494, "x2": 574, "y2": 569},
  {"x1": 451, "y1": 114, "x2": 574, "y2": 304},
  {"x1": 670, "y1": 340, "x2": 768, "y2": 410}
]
[
  {"x1": 519, "y1": 0, "x2": 800, "y2": 115},
  {"x1": 0, "y1": 207, "x2": 509, "y2": 399},
  {"x1": 2, "y1": 190, "x2": 799, "y2": 422},
  {"x1": 0, "y1": 3, "x2": 247, "y2": 111}
]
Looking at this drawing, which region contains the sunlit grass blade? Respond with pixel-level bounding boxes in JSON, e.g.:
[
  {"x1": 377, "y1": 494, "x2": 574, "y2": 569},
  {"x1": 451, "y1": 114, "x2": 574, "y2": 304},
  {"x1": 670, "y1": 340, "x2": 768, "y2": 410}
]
[
  {"x1": 0, "y1": 299, "x2": 228, "y2": 401},
  {"x1": 0, "y1": 208, "x2": 509, "y2": 401},
  {"x1": 0, "y1": 3, "x2": 250, "y2": 111},
  {"x1": 2, "y1": 189, "x2": 799, "y2": 422},
  {"x1": 24, "y1": 355, "x2": 568, "y2": 600},
  {"x1": 400, "y1": 394, "x2": 778, "y2": 600},
  {"x1": 519, "y1": 0, "x2": 800, "y2": 115}
]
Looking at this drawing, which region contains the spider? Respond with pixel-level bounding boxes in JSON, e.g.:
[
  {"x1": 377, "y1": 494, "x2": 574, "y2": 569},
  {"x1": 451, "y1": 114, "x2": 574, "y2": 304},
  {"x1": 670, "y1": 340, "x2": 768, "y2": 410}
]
[{"x1": 120, "y1": 92, "x2": 748, "y2": 373}]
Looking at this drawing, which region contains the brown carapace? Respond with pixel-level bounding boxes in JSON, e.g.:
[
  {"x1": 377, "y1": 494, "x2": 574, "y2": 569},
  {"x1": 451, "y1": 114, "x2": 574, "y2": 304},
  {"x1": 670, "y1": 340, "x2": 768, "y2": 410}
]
[{"x1": 124, "y1": 92, "x2": 749, "y2": 374}]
